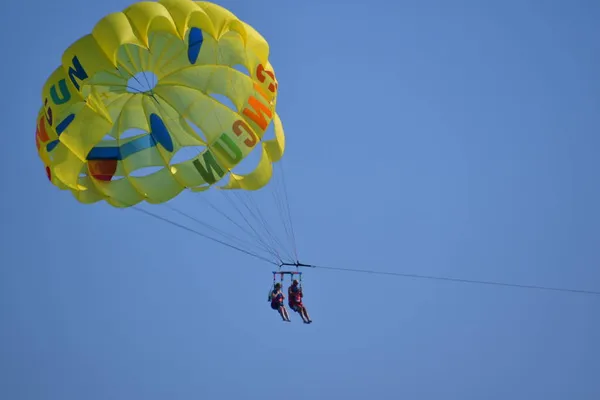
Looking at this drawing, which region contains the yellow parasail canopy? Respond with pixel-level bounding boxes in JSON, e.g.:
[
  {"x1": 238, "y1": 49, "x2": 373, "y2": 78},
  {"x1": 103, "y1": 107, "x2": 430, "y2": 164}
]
[{"x1": 35, "y1": 0, "x2": 285, "y2": 208}]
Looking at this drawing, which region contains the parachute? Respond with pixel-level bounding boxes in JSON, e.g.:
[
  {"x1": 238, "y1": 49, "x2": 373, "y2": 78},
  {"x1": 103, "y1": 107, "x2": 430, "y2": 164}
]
[
  {"x1": 35, "y1": 0, "x2": 283, "y2": 206},
  {"x1": 35, "y1": 0, "x2": 298, "y2": 265}
]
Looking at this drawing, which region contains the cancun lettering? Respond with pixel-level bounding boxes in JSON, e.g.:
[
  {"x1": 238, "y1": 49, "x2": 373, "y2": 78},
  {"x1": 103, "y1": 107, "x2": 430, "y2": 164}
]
[
  {"x1": 192, "y1": 119, "x2": 257, "y2": 183},
  {"x1": 189, "y1": 58, "x2": 277, "y2": 184},
  {"x1": 256, "y1": 64, "x2": 277, "y2": 93},
  {"x1": 40, "y1": 56, "x2": 89, "y2": 151}
]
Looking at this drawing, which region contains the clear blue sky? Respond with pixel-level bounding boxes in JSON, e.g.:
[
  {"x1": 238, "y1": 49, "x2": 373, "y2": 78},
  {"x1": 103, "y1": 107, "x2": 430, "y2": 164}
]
[{"x1": 1, "y1": 0, "x2": 599, "y2": 399}]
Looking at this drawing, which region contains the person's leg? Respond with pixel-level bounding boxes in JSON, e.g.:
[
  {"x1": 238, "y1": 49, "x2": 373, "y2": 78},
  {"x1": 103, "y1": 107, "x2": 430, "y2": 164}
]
[
  {"x1": 279, "y1": 306, "x2": 290, "y2": 321},
  {"x1": 296, "y1": 305, "x2": 308, "y2": 323},
  {"x1": 283, "y1": 307, "x2": 291, "y2": 321},
  {"x1": 301, "y1": 307, "x2": 312, "y2": 323}
]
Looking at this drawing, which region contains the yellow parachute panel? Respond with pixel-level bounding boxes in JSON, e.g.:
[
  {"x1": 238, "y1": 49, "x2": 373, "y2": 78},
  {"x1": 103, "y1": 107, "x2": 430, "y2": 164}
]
[{"x1": 35, "y1": 0, "x2": 284, "y2": 207}]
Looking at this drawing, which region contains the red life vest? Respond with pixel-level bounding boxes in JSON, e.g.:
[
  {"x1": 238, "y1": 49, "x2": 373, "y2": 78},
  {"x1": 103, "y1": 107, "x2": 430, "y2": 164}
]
[
  {"x1": 289, "y1": 285, "x2": 302, "y2": 305},
  {"x1": 271, "y1": 290, "x2": 284, "y2": 306}
]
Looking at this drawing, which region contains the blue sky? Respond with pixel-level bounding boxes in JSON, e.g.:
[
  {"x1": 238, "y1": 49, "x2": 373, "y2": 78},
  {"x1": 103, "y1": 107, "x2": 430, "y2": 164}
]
[{"x1": 1, "y1": 0, "x2": 599, "y2": 399}]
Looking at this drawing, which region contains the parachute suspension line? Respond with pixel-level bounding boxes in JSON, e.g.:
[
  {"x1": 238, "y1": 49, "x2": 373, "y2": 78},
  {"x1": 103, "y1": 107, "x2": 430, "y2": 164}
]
[
  {"x1": 157, "y1": 189, "x2": 283, "y2": 265},
  {"x1": 131, "y1": 206, "x2": 278, "y2": 265},
  {"x1": 168, "y1": 204, "x2": 278, "y2": 264},
  {"x1": 265, "y1": 164, "x2": 293, "y2": 260},
  {"x1": 210, "y1": 43, "x2": 297, "y2": 264},
  {"x1": 273, "y1": 161, "x2": 299, "y2": 262},
  {"x1": 194, "y1": 195, "x2": 282, "y2": 262},
  {"x1": 231, "y1": 190, "x2": 294, "y2": 263},
  {"x1": 236, "y1": 190, "x2": 281, "y2": 251},
  {"x1": 218, "y1": 191, "x2": 283, "y2": 264},
  {"x1": 270, "y1": 195, "x2": 295, "y2": 263},
  {"x1": 189, "y1": 55, "x2": 292, "y2": 265},
  {"x1": 164, "y1": 203, "x2": 247, "y2": 248},
  {"x1": 271, "y1": 183, "x2": 292, "y2": 251},
  {"x1": 280, "y1": 164, "x2": 299, "y2": 262},
  {"x1": 218, "y1": 190, "x2": 285, "y2": 264},
  {"x1": 162, "y1": 203, "x2": 280, "y2": 262}
]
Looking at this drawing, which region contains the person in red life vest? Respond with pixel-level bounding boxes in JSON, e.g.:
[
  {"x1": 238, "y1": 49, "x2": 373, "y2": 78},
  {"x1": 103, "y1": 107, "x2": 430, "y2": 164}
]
[
  {"x1": 288, "y1": 279, "x2": 312, "y2": 324},
  {"x1": 269, "y1": 282, "x2": 290, "y2": 322}
]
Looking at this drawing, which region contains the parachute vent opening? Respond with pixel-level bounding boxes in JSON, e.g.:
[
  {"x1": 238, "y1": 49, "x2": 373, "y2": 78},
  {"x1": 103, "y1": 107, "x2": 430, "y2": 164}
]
[
  {"x1": 262, "y1": 121, "x2": 276, "y2": 141},
  {"x1": 233, "y1": 64, "x2": 251, "y2": 76},
  {"x1": 170, "y1": 146, "x2": 207, "y2": 164},
  {"x1": 210, "y1": 93, "x2": 237, "y2": 112},
  {"x1": 121, "y1": 128, "x2": 147, "y2": 140},
  {"x1": 229, "y1": 144, "x2": 263, "y2": 176},
  {"x1": 127, "y1": 71, "x2": 158, "y2": 94},
  {"x1": 129, "y1": 166, "x2": 163, "y2": 177},
  {"x1": 185, "y1": 119, "x2": 208, "y2": 142}
]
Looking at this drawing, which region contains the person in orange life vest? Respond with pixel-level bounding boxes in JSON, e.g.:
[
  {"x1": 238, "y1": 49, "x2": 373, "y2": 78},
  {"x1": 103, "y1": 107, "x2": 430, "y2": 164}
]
[
  {"x1": 288, "y1": 279, "x2": 312, "y2": 324},
  {"x1": 269, "y1": 282, "x2": 290, "y2": 322}
]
